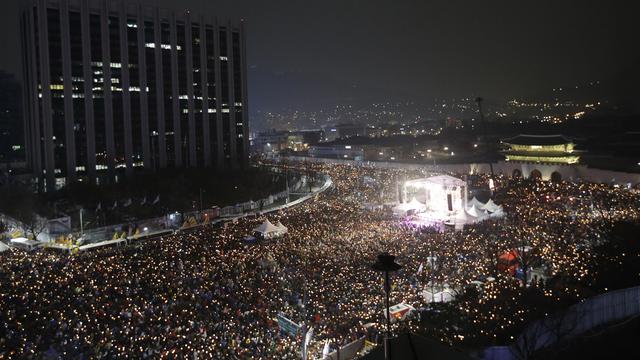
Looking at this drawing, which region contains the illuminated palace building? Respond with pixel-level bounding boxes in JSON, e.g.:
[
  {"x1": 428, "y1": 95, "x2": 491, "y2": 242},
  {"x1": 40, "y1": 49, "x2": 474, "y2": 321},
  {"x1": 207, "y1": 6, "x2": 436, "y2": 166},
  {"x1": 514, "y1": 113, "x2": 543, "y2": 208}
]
[
  {"x1": 20, "y1": 0, "x2": 248, "y2": 190},
  {"x1": 501, "y1": 134, "x2": 581, "y2": 165}
]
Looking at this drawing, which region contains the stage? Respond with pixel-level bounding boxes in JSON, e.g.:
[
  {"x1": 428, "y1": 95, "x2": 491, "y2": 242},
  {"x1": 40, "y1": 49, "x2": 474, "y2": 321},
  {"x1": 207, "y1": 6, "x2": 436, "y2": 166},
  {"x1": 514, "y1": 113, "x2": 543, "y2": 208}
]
[{"x1": 394, "y1": 175, "x2": 504, "y2": 230}]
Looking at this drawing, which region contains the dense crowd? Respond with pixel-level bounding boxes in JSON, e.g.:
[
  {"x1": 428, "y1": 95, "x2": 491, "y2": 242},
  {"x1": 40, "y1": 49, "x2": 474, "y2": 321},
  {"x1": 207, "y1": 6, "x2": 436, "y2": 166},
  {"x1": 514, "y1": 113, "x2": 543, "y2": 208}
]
[{"x1": 1, "y1": 163, "x2": 639, "y2": 359}]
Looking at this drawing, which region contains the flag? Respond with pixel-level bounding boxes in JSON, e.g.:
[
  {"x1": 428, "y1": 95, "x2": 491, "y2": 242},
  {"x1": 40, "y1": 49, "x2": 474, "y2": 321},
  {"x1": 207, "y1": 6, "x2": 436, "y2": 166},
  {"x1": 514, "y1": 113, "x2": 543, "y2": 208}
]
[
  {"x1": 301, "y1": 326, "x2": 313, "y2": 360},
  {"x1": 152, "y1": 195, "x2": 160, "y2": 205},
  {"x1": 140, "y1": 197, "x2": 146, "y2": 206},
  {"x1": 111, "y1": 201, "x2": 118, "y2": 210},
  {"x1": 123, "y1": 198, "x2": 132, "y2": 207},
  {"x1": 96, "y1": 202, "x2": 101, "y2": 212},
  {"x1": 322, "y1": 340, "x2": 330, "y2": 359}
]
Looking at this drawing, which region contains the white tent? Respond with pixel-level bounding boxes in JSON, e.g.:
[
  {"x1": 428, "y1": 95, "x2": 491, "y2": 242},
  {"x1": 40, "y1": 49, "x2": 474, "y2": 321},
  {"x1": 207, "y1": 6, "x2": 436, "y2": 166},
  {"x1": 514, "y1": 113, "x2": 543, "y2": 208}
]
[
  {"x1": 489, "y1": 206, "x2": 506, "y2": 218},
  {"x1": 466, "y1": 204, "x2": 488, "y2": 219},
  {"x1": 275, "y1": 221, "x2": 289, "y2": 234},
  {"x1": 422, "y1": 288, "x2": 456, "y2": 303},
  {"x1": 0, "y1": 242, "x2": 10, "y2": 253},
  {"x1": 484, "y1": 199, "x2": 501, "y2": 213},
  {"x1": 253, "y1": 219, "x2": 281, "y2": 237},
  {"x1": 468, "y1": 197, "x2": 486, "y2": 210},
  {"x1": 454, "y1": 209, "x2": 469, "y2": 222},
  {"x1": 453, "y1": 210, "x2": 469, "y2": 230}
]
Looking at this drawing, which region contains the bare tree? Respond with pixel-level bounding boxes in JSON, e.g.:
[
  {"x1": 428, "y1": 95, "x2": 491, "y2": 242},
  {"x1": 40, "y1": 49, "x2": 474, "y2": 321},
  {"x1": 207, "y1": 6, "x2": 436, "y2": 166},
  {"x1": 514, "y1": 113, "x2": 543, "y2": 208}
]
[
  {"x1": 19, "y1": 212, "x2": 49, "y2": 241},
  {"x1": 512, "y1": 301, "x2": 584, "y2": 359}
]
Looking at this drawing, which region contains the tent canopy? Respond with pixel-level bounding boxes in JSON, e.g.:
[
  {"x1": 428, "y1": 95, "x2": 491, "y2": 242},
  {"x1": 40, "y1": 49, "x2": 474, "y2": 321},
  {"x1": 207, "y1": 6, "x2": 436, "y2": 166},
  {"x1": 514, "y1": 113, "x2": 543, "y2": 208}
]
[
  {"x1": 468, "y1": 197, "x2": 486, "y2": 210},
  {"x1": 466, "y1": 204, "x2": 488, "y2": 218},
  {"x1": 484, "y1": 199, "x2": 501, "y2": 213},
  {"x1": 0, "y1": 242, "x2": 10, "y2": 252},
  {"x1": 253, "y1": 219, "x2": 281, "y2": 235},
  {"x1": 454, "y1": 210, "x2": 468, "y2": 221},
  {"x1": 490, "y1": 207, "x2": 505, "y2": 218},
  {"x1": 275, "y1": 221, "x2": 288, "y2": 233}
]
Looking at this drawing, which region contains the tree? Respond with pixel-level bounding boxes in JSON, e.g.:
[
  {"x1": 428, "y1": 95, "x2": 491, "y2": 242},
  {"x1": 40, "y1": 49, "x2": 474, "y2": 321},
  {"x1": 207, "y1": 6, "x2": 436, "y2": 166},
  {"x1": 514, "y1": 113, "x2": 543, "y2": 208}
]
[
  {"x1": 302, "y1": 160, "x2": 317, "y2": 193},
  {"x1": 0, "y1": 184, "x2": 50, "y2": 240},
  {"x1": 512, "y1": 302, "x2": 585, "y2": 360},
  {"x1": 19, "y1": 213, "x2": 49, "y2": 240}
]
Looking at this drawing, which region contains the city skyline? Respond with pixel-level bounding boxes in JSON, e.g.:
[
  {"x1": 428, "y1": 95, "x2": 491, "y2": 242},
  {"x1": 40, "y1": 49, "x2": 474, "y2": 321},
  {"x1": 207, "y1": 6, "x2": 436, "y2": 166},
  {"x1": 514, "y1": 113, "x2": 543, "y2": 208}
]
[{"x1": 2, "y1": 0, "x2": 639, "y2": 116}]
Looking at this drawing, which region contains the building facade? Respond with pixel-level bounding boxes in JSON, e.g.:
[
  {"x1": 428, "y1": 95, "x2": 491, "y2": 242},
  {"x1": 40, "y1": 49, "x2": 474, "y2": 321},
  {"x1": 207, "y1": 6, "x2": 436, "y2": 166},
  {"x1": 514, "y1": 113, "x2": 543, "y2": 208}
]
[
  {"x1": 501, "y1": 134, "x2": 580, "y2": 165},
  {"x1": 20, "y1": 0, "x2": 249, "y2": 191}
]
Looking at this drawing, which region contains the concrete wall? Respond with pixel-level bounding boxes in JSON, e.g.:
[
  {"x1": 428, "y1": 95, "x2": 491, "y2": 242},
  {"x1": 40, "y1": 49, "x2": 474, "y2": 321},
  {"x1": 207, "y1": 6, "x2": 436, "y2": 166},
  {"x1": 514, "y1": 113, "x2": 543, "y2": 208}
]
[{"x1": 286, "y1": 156, "x2": 640, "y2": 186}]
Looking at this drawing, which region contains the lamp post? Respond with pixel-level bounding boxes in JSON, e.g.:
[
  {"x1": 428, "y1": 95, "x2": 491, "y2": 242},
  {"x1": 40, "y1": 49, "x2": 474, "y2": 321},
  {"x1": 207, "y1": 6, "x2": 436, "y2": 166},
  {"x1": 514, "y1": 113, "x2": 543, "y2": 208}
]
[
  {"x1": 372, "y1": 253, "x2": 402, "y2": 360},
  {"x1": 475, "y1": 97, "x2": 496, "y2": 194},
  {"x1": 199, "y1": 188, "x2": 205, "y2": 212}
]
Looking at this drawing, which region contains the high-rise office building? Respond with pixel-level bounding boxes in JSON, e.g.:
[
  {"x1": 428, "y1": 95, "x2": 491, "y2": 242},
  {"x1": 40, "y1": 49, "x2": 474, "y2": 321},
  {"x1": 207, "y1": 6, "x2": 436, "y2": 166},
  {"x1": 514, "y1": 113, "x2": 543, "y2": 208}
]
[{"x1": 20, "y1": 0, "x2": 249, "y2": 191}]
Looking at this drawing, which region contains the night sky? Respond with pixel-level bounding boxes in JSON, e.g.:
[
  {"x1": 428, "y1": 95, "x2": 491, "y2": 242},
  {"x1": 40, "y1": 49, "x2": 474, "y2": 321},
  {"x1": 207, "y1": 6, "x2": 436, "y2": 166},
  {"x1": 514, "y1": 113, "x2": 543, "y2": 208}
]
[{"x1": 2, "y1": 0, "x2": 639, "y2": 113}]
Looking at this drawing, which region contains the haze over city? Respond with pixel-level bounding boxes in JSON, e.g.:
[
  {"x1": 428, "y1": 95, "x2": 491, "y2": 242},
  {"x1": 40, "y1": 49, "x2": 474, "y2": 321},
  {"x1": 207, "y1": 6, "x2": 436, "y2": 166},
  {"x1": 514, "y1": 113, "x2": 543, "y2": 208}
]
[
  {"x1": 1, "y1": 0, "x2": 639, "y2": 116},
  {"x1": 1, "y1": 1, "x2": 640, "y2": 359}
]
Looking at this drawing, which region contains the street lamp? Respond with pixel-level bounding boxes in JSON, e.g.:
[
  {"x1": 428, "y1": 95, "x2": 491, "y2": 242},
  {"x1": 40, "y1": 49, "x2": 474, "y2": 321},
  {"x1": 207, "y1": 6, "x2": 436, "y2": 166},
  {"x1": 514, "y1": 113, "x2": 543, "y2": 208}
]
[
  {"x1": 79, "y1": 208, "x2": 84, "y2": 236},
  {"x1": 372, "y1": 253, "x2": 402, "y2": 360}
]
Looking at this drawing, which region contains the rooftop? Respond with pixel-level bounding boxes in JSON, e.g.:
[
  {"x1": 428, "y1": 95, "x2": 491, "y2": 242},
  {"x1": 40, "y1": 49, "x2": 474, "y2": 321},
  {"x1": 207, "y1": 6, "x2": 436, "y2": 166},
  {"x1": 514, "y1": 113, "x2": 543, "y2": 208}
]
[{"x1": 502, "y1": 134, "x2": 574, "y2": 146}]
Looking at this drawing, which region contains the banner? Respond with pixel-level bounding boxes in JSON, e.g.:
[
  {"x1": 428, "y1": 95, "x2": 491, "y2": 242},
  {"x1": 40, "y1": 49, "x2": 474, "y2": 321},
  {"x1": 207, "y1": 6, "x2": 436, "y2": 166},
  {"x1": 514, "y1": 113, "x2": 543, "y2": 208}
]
[
  {"x1": 323, "y1": 336, "x2": 365, "y2": 360},
  {"x1": 384, "y1": 303, "x2": 416, "y2": 323},
  {"x1": 277, "y1": 312, "x2": 301, "y2": 337}
]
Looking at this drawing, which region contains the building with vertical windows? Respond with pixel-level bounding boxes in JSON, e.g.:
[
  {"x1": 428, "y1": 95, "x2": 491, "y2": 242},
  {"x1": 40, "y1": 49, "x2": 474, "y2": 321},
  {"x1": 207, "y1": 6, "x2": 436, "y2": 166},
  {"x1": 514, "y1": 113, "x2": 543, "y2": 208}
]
[{"x1": 20, "y1": 0, "x2": 249, "y2": 191}]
